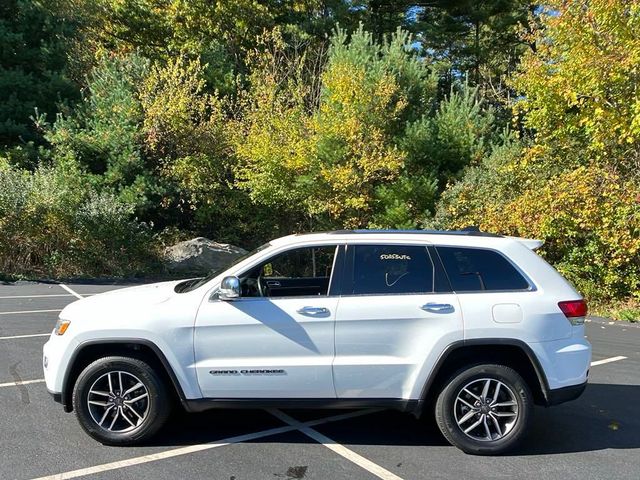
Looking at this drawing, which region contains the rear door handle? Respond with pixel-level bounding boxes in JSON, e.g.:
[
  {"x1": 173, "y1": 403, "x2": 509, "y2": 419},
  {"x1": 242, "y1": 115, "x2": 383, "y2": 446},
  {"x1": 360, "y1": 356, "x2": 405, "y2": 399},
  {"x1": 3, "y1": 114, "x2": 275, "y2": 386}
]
[
  {"x1": 297, "y1": 306, "x2": 329, "y2": 316},
  {"x1": 266, "y1": 280, "x2": 281, "y2": 287},
  {"x1": 421, "y1": 303, "x2": 454, "y2": 313}
]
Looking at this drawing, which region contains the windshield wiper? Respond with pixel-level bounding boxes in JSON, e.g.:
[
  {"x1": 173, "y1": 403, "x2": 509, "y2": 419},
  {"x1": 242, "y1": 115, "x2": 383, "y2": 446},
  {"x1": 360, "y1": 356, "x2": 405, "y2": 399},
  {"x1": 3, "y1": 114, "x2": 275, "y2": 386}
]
[{"x1": 174, "y1": 278, "x2": 203, "y2": 293}]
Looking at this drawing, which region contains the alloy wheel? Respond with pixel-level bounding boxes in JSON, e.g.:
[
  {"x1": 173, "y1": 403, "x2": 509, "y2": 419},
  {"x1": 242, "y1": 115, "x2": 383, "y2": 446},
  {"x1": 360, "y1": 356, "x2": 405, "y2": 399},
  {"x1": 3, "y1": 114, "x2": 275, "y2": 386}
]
[
  {"x1": 86, "y1": 371, "x2": 150, "y2": 433},
  {"x1": 454, "y1": 378, "x2": 519, "y2": 441}
]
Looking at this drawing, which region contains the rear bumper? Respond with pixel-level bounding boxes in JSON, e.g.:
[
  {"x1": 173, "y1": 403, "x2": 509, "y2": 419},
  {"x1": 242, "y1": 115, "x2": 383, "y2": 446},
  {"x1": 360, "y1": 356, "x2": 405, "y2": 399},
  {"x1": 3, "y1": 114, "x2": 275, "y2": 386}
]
[
  {"x1": 547, "y1": 380, "x2": 587, "y2": 406},
  {"x1": 528, "y1": 335, "x2": 591, "y2": 390}
]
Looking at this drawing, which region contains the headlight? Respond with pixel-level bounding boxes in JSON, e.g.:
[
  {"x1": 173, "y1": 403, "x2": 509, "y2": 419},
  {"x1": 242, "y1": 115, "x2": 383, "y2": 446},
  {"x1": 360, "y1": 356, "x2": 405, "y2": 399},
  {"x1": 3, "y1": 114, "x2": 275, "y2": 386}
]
[{"x1": 54, "y1": 318, "x2": 71, "y2": 335}]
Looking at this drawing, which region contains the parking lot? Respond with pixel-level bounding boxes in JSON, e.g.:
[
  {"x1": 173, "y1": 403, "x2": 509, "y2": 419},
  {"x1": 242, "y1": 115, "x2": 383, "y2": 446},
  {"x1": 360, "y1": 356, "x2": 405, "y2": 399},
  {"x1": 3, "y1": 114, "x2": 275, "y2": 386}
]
[{"x1": 1, "y1": 281, "x2": 639, "y2": 480}]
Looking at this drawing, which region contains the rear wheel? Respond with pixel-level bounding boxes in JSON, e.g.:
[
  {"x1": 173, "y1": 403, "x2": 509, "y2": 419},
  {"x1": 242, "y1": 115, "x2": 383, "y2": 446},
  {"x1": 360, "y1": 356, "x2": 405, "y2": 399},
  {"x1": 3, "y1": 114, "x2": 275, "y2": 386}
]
[
  {"x1": 435, "y1": 364, "x2": 532, "y2": 455},
  {"x1": 72, "y1": 356, "x2": 171, "y2": 445}
]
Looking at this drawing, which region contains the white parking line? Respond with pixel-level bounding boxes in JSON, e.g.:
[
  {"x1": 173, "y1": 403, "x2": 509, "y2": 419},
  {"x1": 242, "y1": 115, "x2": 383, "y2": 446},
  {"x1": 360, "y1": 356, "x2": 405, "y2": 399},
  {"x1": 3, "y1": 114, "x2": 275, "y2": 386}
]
[
  {"x1": 28, "y1": 409, "x2": 381, "y2": 480},
  {"x1": 0, "y1": 293, "x2": 99, "y2": 299},
  {"x1": 0, "y1": 333, "x2": 49, "y2": 340},
  {"x1": 59, "y1": 284, "x2": 84, "y2": 299},
  {"x1": 0, "y1": 309, "x2": 62, "y2": 315},
  {"x1": 590, "y1": 355, "x2": 627, "y2": 366},
  {"x1": 0, "y1": 294, "x2": 76, "y2": 299},
  {"x1": 0, "y1": 378, "x2": 45, "y2": 388},
  {"x1": 270, "y1": 409, "x2": 404, "y2": 480}
]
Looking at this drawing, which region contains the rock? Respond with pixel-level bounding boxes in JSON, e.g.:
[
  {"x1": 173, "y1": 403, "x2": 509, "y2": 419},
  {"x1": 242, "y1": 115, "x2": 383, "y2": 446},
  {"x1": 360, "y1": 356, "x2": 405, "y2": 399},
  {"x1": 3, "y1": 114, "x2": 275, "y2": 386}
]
[{"x1": 163, "y1": 237, "x2": 247, "y2": 275}]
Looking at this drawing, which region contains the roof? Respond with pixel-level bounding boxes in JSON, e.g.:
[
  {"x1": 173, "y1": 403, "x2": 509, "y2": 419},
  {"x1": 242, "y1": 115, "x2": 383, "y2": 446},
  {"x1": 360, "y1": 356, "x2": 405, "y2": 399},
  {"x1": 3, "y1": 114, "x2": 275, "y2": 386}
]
[{"x1": 270, "y1": 229, "x2": 543, "y2": 251}]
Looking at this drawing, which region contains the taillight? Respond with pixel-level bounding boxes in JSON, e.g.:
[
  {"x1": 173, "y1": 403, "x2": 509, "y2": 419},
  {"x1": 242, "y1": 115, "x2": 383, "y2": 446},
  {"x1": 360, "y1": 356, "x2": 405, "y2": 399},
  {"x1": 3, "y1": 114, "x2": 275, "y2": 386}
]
[{"x1": 558, "y1": 300, "x2": 588, "y2": 325}]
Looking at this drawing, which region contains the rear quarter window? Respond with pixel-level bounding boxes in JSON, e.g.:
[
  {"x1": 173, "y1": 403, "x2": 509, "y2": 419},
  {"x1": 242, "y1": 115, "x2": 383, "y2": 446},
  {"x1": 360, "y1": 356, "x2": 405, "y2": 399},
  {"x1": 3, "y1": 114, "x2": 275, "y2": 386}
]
[{"x1": 436, "y1": 246, "x2": 530, "y2": 292}]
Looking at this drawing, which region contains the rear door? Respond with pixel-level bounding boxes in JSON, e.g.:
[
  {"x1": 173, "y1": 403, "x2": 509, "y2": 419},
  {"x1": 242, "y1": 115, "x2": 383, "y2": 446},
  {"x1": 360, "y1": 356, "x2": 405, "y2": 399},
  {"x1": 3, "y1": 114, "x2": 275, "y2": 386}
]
[{"x1": 333, "y1": 242, "x2": 463, "y2": 399}]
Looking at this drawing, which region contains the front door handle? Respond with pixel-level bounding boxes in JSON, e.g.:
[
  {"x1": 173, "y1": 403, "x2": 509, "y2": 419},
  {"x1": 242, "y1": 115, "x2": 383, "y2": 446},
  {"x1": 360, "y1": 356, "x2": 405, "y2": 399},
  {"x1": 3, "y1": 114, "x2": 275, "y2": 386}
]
[
  {"x1": 297, "y1": 306, "x2": 329, "y2": 316},
  {"x1": 421, "y1": 302, "x2": 454, "y2": 313}
]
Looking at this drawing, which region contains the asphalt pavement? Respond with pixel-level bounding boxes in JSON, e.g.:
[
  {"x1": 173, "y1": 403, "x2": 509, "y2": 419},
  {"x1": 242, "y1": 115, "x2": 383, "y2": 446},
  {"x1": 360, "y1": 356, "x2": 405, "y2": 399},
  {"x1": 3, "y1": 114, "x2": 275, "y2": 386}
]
[{"x1": 1, "y1": 281, "x2": 639, "y2": 480}]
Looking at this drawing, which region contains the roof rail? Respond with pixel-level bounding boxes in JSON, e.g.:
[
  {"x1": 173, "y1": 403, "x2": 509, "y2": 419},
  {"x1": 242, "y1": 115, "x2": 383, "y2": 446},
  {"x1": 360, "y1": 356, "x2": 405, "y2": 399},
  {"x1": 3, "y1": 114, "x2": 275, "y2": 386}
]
[{"x1": 326, "y1": 228, "x2": 502, "y2": 238}]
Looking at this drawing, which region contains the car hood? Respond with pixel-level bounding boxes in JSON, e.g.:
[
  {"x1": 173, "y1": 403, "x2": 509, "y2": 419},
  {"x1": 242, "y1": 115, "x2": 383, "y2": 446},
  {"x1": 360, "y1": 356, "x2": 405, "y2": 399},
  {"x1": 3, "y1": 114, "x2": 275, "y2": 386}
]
[{"x1": 59, "y1": 280, "x2": 183, "y2": 320}]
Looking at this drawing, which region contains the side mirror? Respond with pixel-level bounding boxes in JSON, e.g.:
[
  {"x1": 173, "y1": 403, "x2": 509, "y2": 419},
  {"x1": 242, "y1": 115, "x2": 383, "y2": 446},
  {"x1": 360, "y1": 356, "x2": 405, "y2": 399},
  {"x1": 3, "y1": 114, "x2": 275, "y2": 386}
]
[{"x1": 219, "y1": 275, "x2": 241, "y2": 301}]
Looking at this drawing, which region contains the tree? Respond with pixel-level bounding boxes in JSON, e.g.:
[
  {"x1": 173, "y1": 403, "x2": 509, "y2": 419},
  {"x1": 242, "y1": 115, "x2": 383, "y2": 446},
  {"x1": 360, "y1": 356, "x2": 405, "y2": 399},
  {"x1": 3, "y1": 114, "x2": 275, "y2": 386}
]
[
  {"x1": 512, "y1": 0, "x2": 640, "y2": 173},
  {"x1": 232, "y1": 27, "x2": 428, "y2": 227},
  {"x1": 416, "y1": 0, "x2": 535, "y2": 105},
  {"x1": 45, "y1": 54, "x2": 150, "y2": 206},
  {"x1": 232, "y1": 26, "x2": 502, "y2": 229},
  {"x1": 0, "y1": 0, "x2": 79, "y2": 146},
  {"x1": 0, "y1": 158, "x2": 154, "y2": 277}
]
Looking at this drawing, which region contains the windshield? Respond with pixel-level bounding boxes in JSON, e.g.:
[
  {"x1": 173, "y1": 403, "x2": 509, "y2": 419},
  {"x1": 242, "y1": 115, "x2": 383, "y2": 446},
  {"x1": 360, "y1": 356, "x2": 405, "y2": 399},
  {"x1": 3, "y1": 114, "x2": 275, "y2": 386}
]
[{"x1": 174, "y1": 242, "x2": 271, "y2": 293}]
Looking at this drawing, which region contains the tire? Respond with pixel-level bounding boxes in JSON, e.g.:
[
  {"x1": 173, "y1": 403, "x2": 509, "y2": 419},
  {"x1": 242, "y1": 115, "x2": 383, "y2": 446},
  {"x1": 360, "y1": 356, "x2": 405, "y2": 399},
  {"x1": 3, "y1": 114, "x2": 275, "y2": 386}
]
[
  {"x1": 434, "y1": 364, "x2": 532, "y2": 455},
  {"x1": 72, "y1": 356, "x2": 171, "y2": 445}
]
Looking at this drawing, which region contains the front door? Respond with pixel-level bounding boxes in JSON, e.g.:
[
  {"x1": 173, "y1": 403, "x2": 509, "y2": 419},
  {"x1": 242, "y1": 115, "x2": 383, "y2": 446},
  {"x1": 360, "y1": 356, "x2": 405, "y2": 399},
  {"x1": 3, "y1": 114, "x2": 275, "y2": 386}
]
[{"x1": 194, "y1": 244, "x2": 341, "y2": 398}]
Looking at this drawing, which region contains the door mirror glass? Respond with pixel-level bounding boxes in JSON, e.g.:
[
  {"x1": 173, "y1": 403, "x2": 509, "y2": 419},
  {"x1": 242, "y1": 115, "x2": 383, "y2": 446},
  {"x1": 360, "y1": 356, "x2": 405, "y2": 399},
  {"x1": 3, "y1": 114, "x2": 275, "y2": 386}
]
[{"x1": 219, "y1": 276, "x2": 241, "y2": 300}]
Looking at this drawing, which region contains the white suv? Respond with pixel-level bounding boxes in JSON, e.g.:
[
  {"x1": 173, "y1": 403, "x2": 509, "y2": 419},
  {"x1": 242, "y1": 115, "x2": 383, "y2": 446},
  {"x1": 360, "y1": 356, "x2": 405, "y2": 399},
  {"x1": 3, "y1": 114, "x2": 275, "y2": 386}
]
[{"x1": 43, "y1": 230, "x2": 591, "y2": 454}]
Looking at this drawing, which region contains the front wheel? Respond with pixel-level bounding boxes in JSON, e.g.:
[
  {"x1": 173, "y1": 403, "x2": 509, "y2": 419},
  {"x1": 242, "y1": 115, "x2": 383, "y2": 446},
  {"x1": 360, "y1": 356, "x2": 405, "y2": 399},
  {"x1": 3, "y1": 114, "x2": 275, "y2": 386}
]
[
  {"x1": 72, "y1": 356, "x2": 171, "y2": 445},
  {"x1": 435, "y1": 364, "x2": 532, "y2": 455}
]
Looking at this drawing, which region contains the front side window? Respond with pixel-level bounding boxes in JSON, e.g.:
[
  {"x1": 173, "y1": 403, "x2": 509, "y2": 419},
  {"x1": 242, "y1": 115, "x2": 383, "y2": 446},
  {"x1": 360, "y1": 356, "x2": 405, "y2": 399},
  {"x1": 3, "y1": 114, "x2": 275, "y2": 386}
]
[
  {"x1": 240, "y1": 245, "x2": 338, "y2": 297},
  {"x1": 350, "y1": 245, "x2": 434, "y2": 295},
  {"x1": 437, "y1": 246, "x2": 530, "y2": 292}
]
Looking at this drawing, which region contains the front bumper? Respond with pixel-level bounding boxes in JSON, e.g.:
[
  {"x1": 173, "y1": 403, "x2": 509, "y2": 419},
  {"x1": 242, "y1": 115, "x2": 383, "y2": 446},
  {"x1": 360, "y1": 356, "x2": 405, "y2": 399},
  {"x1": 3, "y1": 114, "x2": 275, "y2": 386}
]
[
  {"x1": 47, "y1": 388, "x2": 63, "y2": 404},
  {"x1": 43, "y1": 331, "x2": 79, "y2": 412}
]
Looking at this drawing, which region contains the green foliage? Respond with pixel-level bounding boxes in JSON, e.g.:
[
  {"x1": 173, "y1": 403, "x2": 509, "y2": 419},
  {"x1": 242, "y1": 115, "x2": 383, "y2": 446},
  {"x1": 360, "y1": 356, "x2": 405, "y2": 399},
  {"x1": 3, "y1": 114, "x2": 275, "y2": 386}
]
[
  {"x1": 416, "y1": 0, "x2": 533, "y2": 101},
  {"x1": 434, "y1": 128, "x2": 524, "y2": 226},
  {"x1": 46, "y1": 54, "x2": 147, "y2": 185},
  {"x1": 1, "y1": 0, "x2": 637, "y2": 310},
  {"x1": 370, "y1": 174, "x2": 438, "y2": 229},
  {"x1": 0, "y1": 0, "x2": 79, "y2": 146},
  {"x1": 436, "y1": 0, "x2": 640, "y2": 304},
  {"x1": 65, "y1": 0, "x2": 415, "y2": 96},
  {"x1": 0, "y1": 159, "x2": 154, "y2": 277},
  {"x1": 512, "y1": 0, "x2": 640, "y2": 170},
  {"x1": 234, "y1": 27, "x2": 449, "y2": 228},
  {"x1": 437, "y1": 140, "x2": 640, "y2": 303},
  {"x1": 140, "y1": 57, "x2": 228, "y2": 169},
  {"x1": 140, "y1": 55, "x2": 284, "y2": 245},
  {"x1": 405, "y1": 83, "x2": 497, "y2": 178},
  {"x1": 611, "y1": 307, "x2": 640, "y2": 323}
]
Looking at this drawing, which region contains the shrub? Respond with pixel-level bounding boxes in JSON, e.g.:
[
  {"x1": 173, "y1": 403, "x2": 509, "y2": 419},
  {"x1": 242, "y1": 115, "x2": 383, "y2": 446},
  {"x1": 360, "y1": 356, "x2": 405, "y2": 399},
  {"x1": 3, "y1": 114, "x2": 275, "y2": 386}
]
[{"x1": 0, "y1": 160, "x2": 155, "y2": 278}]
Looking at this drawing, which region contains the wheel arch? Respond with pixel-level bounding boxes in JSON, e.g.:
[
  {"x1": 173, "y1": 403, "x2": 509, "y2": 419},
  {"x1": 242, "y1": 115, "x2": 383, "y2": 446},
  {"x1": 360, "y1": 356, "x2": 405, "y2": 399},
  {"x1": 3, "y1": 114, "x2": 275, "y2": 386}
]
[
  {"x1": 417, "y1": 339, "x2": 551, "y2": 415},
  {"x1": 61, "y1": 339, "x2": 188, "y2": 413}
]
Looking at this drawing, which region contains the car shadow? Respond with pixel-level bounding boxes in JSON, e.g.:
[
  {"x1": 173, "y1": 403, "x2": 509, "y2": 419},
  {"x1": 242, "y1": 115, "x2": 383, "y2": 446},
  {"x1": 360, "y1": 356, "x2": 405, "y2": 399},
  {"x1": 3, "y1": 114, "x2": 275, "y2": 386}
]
[
  {"x1": 144, "y1": 383, "x2": 640, "y2": 455},
  {"x1": 227, "y1": 299, "x2": 322, "y2": 353},
  {"x1": 514, "y1": 382, "x2": 640, "y2": 455}
]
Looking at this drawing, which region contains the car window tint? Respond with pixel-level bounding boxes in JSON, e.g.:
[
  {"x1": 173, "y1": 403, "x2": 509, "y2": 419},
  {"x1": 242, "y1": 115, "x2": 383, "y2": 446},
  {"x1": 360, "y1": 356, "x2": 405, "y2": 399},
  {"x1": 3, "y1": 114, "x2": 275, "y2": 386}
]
[
  {"x1": 437, "y1": 247, "x2": 530, "y2": 291},
  {"x1": 351, "y1": 245, "x2": 434, "y2": 295},
  {"x1": 263, "y1": 246, "x2": 336, "y2": 279}
]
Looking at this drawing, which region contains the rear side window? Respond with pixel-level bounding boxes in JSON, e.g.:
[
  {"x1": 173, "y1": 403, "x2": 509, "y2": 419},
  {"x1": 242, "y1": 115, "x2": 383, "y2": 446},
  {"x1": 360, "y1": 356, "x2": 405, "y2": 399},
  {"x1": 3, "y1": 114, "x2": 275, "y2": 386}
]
[
  {"x1": 437, "y1": 247, "x2": 530, "y2": 292},
  {"x1": 350, "y1": 245, "x2": 434, "y2": 295}
]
